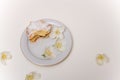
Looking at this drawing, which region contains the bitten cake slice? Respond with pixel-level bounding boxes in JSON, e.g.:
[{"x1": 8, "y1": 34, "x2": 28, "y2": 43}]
[{"x1": 26, "y1": 20, "x2": 52, "y2": 42}]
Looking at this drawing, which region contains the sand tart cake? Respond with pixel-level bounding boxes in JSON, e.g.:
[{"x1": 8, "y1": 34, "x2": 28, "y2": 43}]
[{"x1": 26, "y1": 20, "x2": 52, "y2": 42}]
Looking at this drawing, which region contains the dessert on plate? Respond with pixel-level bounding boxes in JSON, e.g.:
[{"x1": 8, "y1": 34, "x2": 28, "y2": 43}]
[{"x1": 26, "y1": 20, "x2": 52, "y2": 42}]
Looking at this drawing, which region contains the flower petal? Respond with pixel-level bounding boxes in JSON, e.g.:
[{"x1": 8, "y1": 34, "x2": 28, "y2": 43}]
[
  {"x1": 59, "y1": 34, "x2": 64, "y2": 39},
  {"x1": 52, "y1": 27, "x2": 58, "y2": 32},
  {"x1": 96, "y1": 58, "x2": 103, "y2": 65},
  {"x1": 49, "y1": 32, "x2": 56, "y2": 39},
  {"x1": 42, "y1": 47, "x2": 56, "y2": 59},
  {"x1": 59, "y1": 27, "x2": 65, "y2": 32},
  {"x1": 1, "y1": 59, "x2": 7, "y2": 65},
  {"x1": 6, "y1": 52, "x2": 12, "y2": 60},
  {"x1": 58, "y1": 46, "x2": 65, "y2": 52},
  {"x1": 102, "y1": 54, "x2": 109, "y2": 63},
  {"x1": 32, "y1": 72, "x2": 41, "y2": 80}
]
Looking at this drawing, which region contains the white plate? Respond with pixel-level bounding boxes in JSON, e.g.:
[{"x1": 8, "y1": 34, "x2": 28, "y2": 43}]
[{"x1": 20, "y1": 19, "x2": 73, "y2": 66}]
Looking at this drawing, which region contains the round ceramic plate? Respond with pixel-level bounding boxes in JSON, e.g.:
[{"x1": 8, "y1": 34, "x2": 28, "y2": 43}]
[{"x1": 20, "y1": 19, "x2": 73, "y2": 66}]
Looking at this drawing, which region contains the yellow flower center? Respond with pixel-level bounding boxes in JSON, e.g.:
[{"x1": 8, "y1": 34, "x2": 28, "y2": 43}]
[
  {"x1": 55, "y1": 29, "x2": 60, "y2": 35},
  {"x1": 97, "y1": 54, "x2": 104, "y2": 60},
  {"x1": 55, "y1": 41, "x2": 62, "y2": 49},
  {"x1": 45, "y1": 49, "x2": 52, "y2": 56},
  {"x1": 1, "y1": 53, "x2": 7, "y2": 60},
  {"x1": 26, "y1": 75, "x2": 34, "y2": 80}
]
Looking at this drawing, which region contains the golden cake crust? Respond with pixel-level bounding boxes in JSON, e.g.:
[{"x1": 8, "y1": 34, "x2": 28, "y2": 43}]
[{"x1": 26, "y1": 20, "x2": 52, "y2": 42}]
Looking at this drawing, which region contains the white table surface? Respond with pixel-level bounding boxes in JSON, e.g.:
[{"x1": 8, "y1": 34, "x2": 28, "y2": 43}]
[{"x1": 0, "y1": 0, "x2": 120, "y2": 80}]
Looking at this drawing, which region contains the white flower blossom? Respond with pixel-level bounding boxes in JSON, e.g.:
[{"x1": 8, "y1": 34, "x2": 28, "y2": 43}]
[
  {"x1": 50, "y1": 26, "x2": 65, "y2": 39},
  {"x1": 42, "y1": 47, "x2": 56, "y2": 59},
  {"x1": 96, "y1": 53, "x2": 109, "y2": 65},
  {"x1": 0, "y1": 51, "x2": 12, "y2": 65},
  {"x1": 53, "y1": 39, "x2": 66, "y2": 52},
  {"x1": 25, "y1": 72, "x2": 41, "y2": 80}
]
